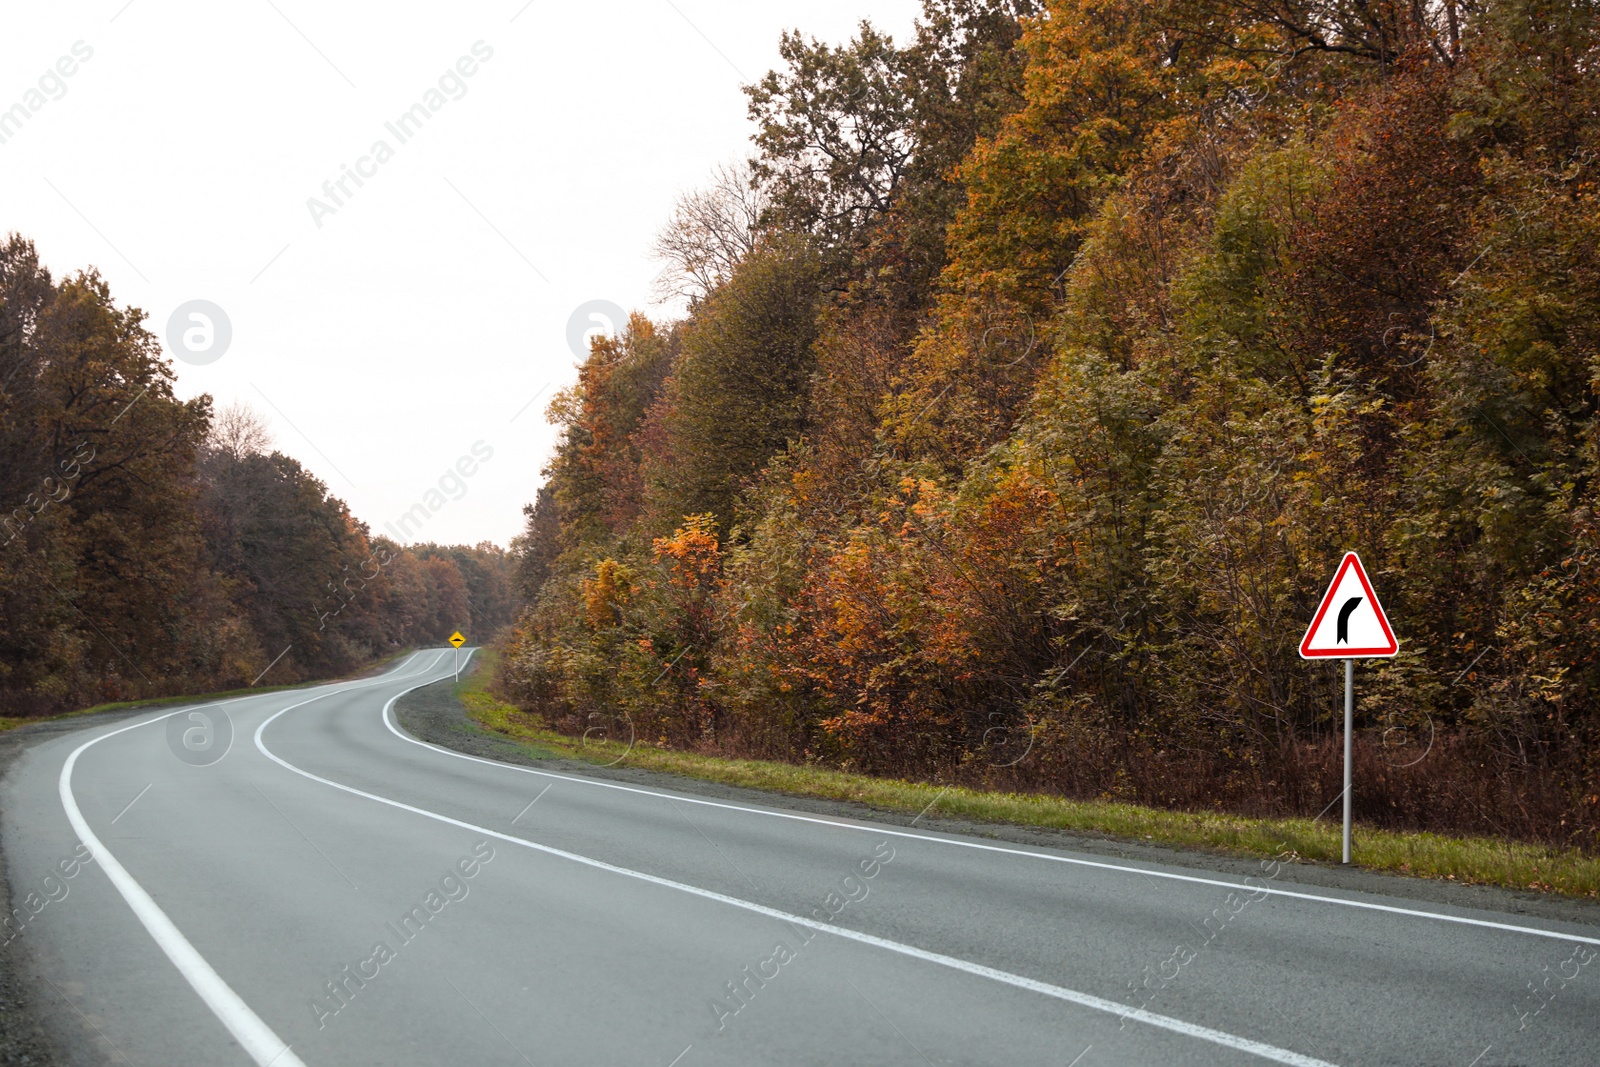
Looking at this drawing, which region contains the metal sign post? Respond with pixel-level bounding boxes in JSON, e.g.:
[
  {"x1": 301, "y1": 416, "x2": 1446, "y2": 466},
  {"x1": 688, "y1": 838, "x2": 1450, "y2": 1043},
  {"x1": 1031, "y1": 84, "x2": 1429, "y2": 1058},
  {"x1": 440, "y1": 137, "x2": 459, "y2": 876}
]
[
  {"x1": 1343, "y1": 658, "x2": 1353, "y2": 864},
  {"x1": 1299, "y1": 553, "x2": 1398, "y2": 866},
  {"x1": 448, "y1": 631, "x2": 466, "y2": 683}
]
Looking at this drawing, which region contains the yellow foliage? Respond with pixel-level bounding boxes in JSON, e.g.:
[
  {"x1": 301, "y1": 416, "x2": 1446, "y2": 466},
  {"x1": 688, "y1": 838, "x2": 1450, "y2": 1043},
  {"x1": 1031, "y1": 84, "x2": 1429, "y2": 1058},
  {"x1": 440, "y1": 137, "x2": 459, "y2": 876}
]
[{"x1": 582, "y1": 558, "x2": 632, "y2": 629}]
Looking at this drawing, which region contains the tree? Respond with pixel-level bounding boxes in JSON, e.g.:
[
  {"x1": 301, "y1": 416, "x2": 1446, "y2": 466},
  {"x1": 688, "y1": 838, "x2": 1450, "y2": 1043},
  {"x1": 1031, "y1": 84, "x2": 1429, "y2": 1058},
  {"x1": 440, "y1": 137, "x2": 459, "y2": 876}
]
[
  {"x1": 500, "y1": 0, "x2": 1600, "y2": 847},
  {"x1": 652, "y1": 162, "x2": 769, "y2": 305},
  {"x1": 643, "y1": 237, "x2": 823, "y2": 530},
  {"x1": 208, "y1": 401, "x2": 272, "y2": 460}
]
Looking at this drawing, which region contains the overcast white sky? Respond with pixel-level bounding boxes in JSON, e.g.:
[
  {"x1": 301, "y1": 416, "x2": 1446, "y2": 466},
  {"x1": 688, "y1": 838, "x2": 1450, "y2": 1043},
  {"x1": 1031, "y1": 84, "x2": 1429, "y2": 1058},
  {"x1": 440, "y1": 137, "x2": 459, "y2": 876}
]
[{"x1": 0, "y1": 0, "x2": 921, "y2": 547}]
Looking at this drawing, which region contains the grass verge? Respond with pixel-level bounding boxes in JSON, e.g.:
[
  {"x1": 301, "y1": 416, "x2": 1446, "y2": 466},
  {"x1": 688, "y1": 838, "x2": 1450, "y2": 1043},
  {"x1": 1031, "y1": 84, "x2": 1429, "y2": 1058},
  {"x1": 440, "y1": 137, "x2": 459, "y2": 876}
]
[
  {"x1": 0, "y1": 647, "x2": 418, "y2": 736},
  {"x1": 455, "y1": 651, "x2": 1600, "y2": 900}
]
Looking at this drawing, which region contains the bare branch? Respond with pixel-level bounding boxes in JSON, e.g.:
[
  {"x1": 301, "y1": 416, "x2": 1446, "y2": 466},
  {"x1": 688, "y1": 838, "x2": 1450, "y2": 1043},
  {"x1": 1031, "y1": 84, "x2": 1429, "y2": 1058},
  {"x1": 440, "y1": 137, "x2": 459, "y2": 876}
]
[{"x1": 651, "y1": 161, "x2": 769, "y2": 305}]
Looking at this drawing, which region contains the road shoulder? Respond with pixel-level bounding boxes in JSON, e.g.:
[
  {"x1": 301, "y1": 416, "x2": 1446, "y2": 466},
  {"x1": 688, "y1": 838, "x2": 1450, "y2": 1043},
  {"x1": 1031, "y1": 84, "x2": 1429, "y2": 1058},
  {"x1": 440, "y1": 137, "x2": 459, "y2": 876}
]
[{"x1": 393, "y1": 676, "x2": 1600, "y2": 932}]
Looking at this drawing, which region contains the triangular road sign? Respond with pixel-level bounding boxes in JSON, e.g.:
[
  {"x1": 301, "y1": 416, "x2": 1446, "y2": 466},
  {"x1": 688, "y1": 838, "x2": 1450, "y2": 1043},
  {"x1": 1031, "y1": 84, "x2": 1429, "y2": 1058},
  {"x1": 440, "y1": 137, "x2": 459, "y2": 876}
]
[{"x1": 1299, "y1": 552, "x2": 1398, "y2": 659}]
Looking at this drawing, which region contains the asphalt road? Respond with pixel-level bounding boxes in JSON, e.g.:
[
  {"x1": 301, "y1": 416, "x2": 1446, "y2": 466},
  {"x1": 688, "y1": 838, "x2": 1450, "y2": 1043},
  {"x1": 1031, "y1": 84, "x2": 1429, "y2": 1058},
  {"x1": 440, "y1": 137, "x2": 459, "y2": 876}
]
[{"x1": 3, "y1": 648, "x2": 1597, "y2": 1066}]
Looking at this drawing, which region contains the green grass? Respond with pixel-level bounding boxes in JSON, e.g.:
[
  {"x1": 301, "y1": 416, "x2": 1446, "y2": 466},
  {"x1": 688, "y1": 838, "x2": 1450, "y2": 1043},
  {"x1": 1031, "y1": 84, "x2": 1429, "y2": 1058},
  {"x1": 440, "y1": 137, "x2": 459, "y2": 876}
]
[
  {"x1": 450, "y1": 659, "x2": 561, "y2": 760},
  {"x1": 0, "y1": 648, "x2": 418, "y2": 736},
  {"x1": 455, "y1": 651, "x2": 1600, "y2": 899}
]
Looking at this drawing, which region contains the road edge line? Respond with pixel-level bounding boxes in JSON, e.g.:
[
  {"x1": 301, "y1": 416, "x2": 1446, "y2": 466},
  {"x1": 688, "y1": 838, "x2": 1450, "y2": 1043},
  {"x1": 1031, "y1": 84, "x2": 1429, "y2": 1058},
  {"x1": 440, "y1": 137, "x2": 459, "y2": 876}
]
[
  {"x1": 60, "y1": 713, "x2": 309, "y2": 1067},
  {"x1": 259, "y1": 679, "x2": 1341, "y2": 1067},
  {"x1": 51, "y1": 649, "x2": 443, "y2": 1066},
  {"x1": 378, "y1": 671, "x2": 1600, "y2": 949}
]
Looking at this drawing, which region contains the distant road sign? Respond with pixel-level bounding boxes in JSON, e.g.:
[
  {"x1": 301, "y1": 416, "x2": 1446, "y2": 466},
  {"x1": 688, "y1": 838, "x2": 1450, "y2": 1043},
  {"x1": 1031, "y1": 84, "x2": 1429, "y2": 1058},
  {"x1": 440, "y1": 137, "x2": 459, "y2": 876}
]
[
  {"x1": 1300, "y1": 552, "x2": 1398, "y2": 659},
  {"x1": 448, "y1": 632, "x2": 466, "y2": 648}
]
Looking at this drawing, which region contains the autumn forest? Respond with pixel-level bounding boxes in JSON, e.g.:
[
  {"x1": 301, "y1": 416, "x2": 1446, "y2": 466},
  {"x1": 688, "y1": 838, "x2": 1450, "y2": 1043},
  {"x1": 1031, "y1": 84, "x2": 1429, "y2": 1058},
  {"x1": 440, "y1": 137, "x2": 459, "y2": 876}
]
[
  {"x1": 0, "y1": 234, "x2": 516, "y2": 714},
  {"x1": 4, "y1": 0, "x2": 1598, "y2": 852},
  {"x1": 501, "y1": 0, "x2": 1600, "y2": 850}
]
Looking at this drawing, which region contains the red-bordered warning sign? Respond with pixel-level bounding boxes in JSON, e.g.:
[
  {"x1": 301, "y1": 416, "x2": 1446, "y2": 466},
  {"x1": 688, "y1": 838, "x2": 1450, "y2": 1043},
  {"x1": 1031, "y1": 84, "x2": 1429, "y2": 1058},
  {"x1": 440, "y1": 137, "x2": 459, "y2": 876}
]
[{"x1": 1299, "y1": 552, "x2": 1398, "y2": 659}]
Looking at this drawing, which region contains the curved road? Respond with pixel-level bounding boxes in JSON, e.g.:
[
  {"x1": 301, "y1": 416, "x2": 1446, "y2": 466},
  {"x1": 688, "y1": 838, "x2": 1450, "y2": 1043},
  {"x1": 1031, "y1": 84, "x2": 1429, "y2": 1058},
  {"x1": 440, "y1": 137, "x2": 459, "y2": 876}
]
[{"x1": 3, "y1": 649, "x2": 1596, "y2": 1065}]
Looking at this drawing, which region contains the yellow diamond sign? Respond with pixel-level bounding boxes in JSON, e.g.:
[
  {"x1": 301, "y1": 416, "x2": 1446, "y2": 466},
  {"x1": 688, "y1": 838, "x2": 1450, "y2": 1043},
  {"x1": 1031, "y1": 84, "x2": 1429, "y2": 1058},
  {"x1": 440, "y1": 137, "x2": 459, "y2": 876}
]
[{"x1": 448, "y1": 631, "x2": 466, "y2": 648}]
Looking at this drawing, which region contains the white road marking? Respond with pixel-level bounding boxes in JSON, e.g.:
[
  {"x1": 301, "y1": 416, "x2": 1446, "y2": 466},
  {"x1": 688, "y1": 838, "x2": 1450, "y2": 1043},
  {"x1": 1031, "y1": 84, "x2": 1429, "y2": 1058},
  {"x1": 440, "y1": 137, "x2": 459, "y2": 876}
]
[
  {"x1": 258, "y1": 683, "x2": 1342, "y2": 1067},
  {"x1": 61, "y1": 712, "x2": 308, "y2": 1067},
  {"x1": 52, "y1": 648, "x2": 449, "y2": 1067},
  {"x1": 381, "y1": 663, "x2": 1600, "y2": 950}
]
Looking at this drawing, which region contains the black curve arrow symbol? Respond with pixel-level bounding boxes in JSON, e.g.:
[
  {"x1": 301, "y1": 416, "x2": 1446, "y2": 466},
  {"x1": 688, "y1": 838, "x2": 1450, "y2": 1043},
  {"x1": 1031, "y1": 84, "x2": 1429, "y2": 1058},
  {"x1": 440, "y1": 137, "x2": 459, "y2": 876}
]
[{"x1": 1336, "y1": 596, "x2": 1363, "y2": 644}]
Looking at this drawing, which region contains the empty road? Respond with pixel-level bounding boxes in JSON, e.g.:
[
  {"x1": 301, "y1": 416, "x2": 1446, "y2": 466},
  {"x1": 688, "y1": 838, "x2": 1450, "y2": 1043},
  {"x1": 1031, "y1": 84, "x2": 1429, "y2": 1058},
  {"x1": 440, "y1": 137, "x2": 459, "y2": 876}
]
[{"x1": 2, "y1": 649, "x2": 1596, "y2": 1065}]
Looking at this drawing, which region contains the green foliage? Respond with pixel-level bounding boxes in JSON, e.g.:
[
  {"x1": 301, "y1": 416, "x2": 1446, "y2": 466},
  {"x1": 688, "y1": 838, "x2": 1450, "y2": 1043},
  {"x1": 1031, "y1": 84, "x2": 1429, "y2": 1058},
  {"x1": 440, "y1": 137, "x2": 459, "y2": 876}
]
[
  {"x1": 747, "y1": 1, "x2": 1038, "y2": 309},
  {"x1": 645, "y1": 238, "x2": 824, "y2": 530}
]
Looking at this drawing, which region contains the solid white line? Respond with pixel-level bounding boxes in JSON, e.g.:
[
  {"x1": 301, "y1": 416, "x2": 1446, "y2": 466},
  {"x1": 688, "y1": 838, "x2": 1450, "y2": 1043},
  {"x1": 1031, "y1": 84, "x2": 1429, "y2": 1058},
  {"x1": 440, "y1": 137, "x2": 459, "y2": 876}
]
[
  {"x1": 61, "y1": 714, "x2": 308, "y2": 1067},
  {"x1": 258, "y1": 682, "x2": 1340, "y2": 1067},
  {"x1": 378, "y1": 681, "x2": 1600, "y2": 949},
  {"x1": 52, "y1": 647, "x2": 451, "y2": 1067}
]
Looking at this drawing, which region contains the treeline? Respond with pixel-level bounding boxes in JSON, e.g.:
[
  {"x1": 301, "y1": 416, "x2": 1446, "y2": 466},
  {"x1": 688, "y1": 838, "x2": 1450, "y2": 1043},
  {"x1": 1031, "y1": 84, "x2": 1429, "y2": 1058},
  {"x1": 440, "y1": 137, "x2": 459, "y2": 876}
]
[
  {"x1": 504, "y1": 0, "x2": 1600, "y2": 848},
  {"x1": 0, "y1": 235, "x2": 514, "y2": 715}
]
